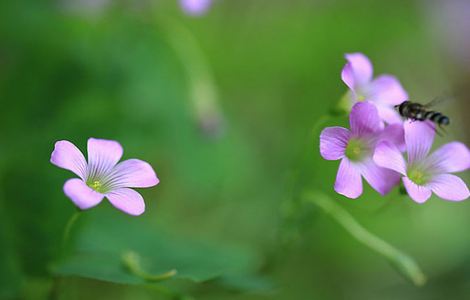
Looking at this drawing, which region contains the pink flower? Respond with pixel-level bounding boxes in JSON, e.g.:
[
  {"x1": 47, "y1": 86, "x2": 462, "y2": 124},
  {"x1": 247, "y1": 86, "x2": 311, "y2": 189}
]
[
  {"x1": 180, "y1": 0, "x2": 212, "y2": 16},
  {"x1": 320, "y1": 102, "x2": 403, "y2": 199},
  {"x1": 341, "y1": 53, "x2": 408, "y2": 124},
  {"x1": 51, "y1": 138, "x2": 159, "y2": 216},
  {"x1": 374, "y1": 121, "x2": 470, "y2": 203}
]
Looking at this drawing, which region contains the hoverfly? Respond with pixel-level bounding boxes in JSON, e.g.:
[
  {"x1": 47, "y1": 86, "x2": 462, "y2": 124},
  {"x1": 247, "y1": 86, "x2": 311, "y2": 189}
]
[{"x1": 395, "y1": 96, "x2": 450, "y2": 134}]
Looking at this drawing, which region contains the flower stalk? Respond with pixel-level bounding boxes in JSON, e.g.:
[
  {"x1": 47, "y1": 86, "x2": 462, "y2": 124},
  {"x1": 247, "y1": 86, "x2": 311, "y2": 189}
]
[
  {"x1": 303, "y1": 191, "x2": 427, "y2": 286},
  {"x1": 62, "y1": 211, "x2": 81, "y2": 248},
  {"x1": 158, "y1": 17, "x2": 224, "y2": 138}
]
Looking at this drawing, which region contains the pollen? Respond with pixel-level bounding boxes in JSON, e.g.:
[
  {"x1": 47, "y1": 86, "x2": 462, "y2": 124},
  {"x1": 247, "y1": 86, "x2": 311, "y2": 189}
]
[
  {"x1": 345, "y1": 138, "x2": 367, "y2": 161},
  {"x1": 408, "y1": 168, "x2": 429, "y2": 186},
  {"x1": 356, "y1": 95, "x2": 366, "y2": 102},
  {"x1": 88, "y1": 180, "x2": 104, "y2": 192}
]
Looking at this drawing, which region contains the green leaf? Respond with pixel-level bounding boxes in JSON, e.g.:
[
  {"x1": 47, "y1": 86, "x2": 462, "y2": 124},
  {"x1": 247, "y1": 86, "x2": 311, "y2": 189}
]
[
  {"x1": 52, "y1": 206, "x2": 263, "y2": 286},
  {"x1": 214, "y1": 274, "x2": 274, "y2": 293}
]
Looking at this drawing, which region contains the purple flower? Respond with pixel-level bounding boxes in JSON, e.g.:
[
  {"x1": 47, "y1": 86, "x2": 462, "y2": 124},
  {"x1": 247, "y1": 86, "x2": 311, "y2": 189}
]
[
  {"x1": 320, "y1": 102, "x2": 403, "y2": 199},
  {"x1": 374, "y1": 121, "x2": 470, "y2": 203},
  {"x1": 51, "y1": 138, "x2": 159, "y2": 216},
  {"x1": 341, "y1": 53, "x2": 408, "y2": 124},
  {"x1": 180, "y1": 0, "x2": 212, "y2": 16}
]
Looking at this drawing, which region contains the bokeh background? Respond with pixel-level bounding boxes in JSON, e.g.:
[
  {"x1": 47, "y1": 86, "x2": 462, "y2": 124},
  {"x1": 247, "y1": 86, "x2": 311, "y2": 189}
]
[{"x1": 1, "y1": 0, "x2": 470, "y2": 299}]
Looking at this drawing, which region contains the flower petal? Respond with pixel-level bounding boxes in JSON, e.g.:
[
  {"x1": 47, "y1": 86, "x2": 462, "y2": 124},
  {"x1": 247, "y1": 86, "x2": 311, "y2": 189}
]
[
  {"x1": 373, "y1": 142, "x2": 407, "y2": 175},
  {"x1": 404, "y1": 121, "x2": 435, "y2": 164},
  {"x1": 87, "y1": 138, "x2": 123, "y2": 179},
  {"x1": 105, "y1": 159, "x2": 159, "y2": 189},
  {"x1": 359, "y1": 158, "x2": 401, "y2": 195},
  {"x1": 180, "y1": 0, "x2": 212, "y2": 16},
  {"x1": 334, "y1": 158, "x2": 362, "y2": 199},
  {"x1": 350, "y1": 102, "x2": 382, "y2": 136},
  {"x1": 367, "y1": 75, "x2": 408, "y2": 105},
  {"x1": 429, "y1": 174, "x2": 469, "y2": 201},
  {"x1": 341, "y1": 53, "x2": 373, "y2": 90},
  {"x1": 63, "y1": 178, "x2": 104, "y2": 210},
  {"x1": 320, "y1": 127, "x2": 350, "y2": 160},
  {"x1": 50, "y1": 140, "x2": 87, "y2": 180},
  {"x1": 106, "y1": 188, "x2": 146, "y2": 216},
  {"x1": 402, "y1": 177, "x2": 432, "y2": 204},
  {"x1": 376, "y1": 105, "x2": 404, "y2": 125},
  {"x1": 428, "y1": 142, "x2": 470, "y2": 173},
  {"x1": 378, "y1": 123, "x2": 405, "y2": 151}
]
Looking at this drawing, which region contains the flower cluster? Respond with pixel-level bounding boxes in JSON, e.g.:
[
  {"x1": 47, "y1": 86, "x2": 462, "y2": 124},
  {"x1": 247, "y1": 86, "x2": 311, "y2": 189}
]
[{"x1": 320, "y1": 53, "x2": 470, "y2": 203}]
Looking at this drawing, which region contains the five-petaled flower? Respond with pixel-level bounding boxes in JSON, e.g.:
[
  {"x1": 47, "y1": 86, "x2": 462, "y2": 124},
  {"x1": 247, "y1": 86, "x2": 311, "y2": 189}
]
[
  {"x1": 320, "y1": 101, "x2": 404, "y2": 199},
  {"x1": 341, "y1": 53, "x2": 408, "y2": 124},
  {"x1": 374, "y1": 121, "x2": 470, "y2": 203},
  {"x1": 51, "y1": 138, "x2": 159, "y2": 216},
  {"x1": 180, "y1": 0, "x2": 212, "y2": 16}
]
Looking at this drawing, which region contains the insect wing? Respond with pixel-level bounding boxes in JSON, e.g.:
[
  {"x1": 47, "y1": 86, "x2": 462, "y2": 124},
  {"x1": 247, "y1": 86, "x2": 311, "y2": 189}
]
[{"x1": 423, "y1": 93, "x2": 454, "y2": 108}]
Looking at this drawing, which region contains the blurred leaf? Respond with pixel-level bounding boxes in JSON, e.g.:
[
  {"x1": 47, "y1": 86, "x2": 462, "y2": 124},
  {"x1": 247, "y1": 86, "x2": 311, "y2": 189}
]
[
  {"x1": 52, "y1": 206, "x2": 264, "y2": 286},
  {"x1": 214, "y1": 274, "x2": 274, "y2": 293}
]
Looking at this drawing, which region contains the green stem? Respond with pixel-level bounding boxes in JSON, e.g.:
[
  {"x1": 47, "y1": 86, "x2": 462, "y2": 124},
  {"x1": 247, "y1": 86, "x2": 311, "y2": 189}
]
[
  {"x1": 157, "y1": 16, "x2": 224, "y2": 138},
  {"x1": 61, "y1": 211, "x2": 81, "y2": 253},
  {"x1": 303, "y1": 191, "x2": 426, "y2": 286},
  {"x1": 289, "y1": 114, "x2": 333, "y2": 194},
  {"x1": 50, "y1": 212, "x2": 81, "y2": 299},
  {"x1": 311, "y1": 114, "x2": 332, "y2": 139},
  {"x1": 48, "y1": 277, "x2": 61, "y2": 300}
]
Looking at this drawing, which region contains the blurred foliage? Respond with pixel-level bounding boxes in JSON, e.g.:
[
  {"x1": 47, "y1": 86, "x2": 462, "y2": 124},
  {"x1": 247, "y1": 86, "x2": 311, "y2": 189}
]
[
  {"x1": 53, "y1": 206, "x2": 263, "y2": 287},
  {"x1": 0, "y1": 0, "x2": 469, "y2": 299}
]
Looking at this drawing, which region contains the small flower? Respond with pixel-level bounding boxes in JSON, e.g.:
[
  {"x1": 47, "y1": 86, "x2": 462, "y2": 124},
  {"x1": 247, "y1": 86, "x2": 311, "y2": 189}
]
[
  {"x1": 374, "y1": 121, "x2": 470, "y2": 203},
  {"x1": 51, "y1": 138, "x2": 159, "y2": 216},
  {"x1": 320, "y1": 102, "x2": 403, "y2": 198},
  {"x1": 341, "y1": 53, "x2": 408, "y2": 124},
  {"x1": 180, "y1": 0, "x2": 212, "y2": 16}
]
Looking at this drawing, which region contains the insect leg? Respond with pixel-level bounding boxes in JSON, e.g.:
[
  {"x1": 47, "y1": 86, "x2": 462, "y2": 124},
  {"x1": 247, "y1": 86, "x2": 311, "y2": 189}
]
[
  {"x1": 423, "y1": 121, "x2": 440, "y2": 136},
  {"x1": 438, "y1": 124, "x2": 448, "y2": 136}
]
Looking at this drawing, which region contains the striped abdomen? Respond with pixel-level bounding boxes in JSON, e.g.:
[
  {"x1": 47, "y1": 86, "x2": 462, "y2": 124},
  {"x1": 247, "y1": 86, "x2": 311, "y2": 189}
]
[{"x1": 424, "y1": 111, "x2": 450, "y2": 126}]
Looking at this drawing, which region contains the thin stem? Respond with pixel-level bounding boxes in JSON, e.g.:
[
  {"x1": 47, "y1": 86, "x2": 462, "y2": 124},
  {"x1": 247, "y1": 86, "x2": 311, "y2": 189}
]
[
  {"x1": 303, "y1": 191, "x2": 426, "y2": 286},
  {"x1": 311, "y1": 114, "x2": 332, "y2": 139},
  {"x1": 289, "y1": 114, "x2": 333, "y2": 194},
  {"x1": 157, "y1": 16, "x2": 224, "y2": 138},
  {"x1": 61, "y1": 211, "x2": 81, "y2": 252},
  {"x1": 50, "y1": 211, "x2": 82, "y2": 299},
  {"x1": 48, "y1": 277, "x2": 61, "y2": 300}
]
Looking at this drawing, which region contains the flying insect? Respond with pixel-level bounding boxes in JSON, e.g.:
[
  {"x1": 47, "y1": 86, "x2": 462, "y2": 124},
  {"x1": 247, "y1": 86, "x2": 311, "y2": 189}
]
[{"x1": 395, "y1": 98, "x2": 450, "y2": 128}]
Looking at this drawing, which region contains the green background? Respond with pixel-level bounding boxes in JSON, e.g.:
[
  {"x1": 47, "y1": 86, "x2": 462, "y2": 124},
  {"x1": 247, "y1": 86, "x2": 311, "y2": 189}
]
[{"x1": 1, "y1": 0, "x2": 469, "y2": 299}]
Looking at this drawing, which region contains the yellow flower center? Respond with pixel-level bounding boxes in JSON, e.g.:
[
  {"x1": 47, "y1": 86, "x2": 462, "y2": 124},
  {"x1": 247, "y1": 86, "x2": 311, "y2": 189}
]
[
  {"x1": 345, "y1": 138, "x2": 368, "y2": 161},
  {"x1": 407, "y1": 167, "x2": 430, "y2": 186},
  {"x1": 88, "y1": 180, "x2": 105, "y2": 193}
]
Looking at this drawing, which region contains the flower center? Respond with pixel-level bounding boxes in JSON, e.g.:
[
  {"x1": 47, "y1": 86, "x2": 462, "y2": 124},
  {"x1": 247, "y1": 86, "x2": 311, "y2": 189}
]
[
  {"x1": 87, "y1": 180, "x2": 106, "y2": 193},
  {"x1": 345, "y1": 138, "x2": 368, "y2": 161},
  {"x1": 407, "y1": 167, "x2": 430, "y2": 186},
  {"x1": 356, "y1": 94, "x2": 366, "y2": 102}
]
